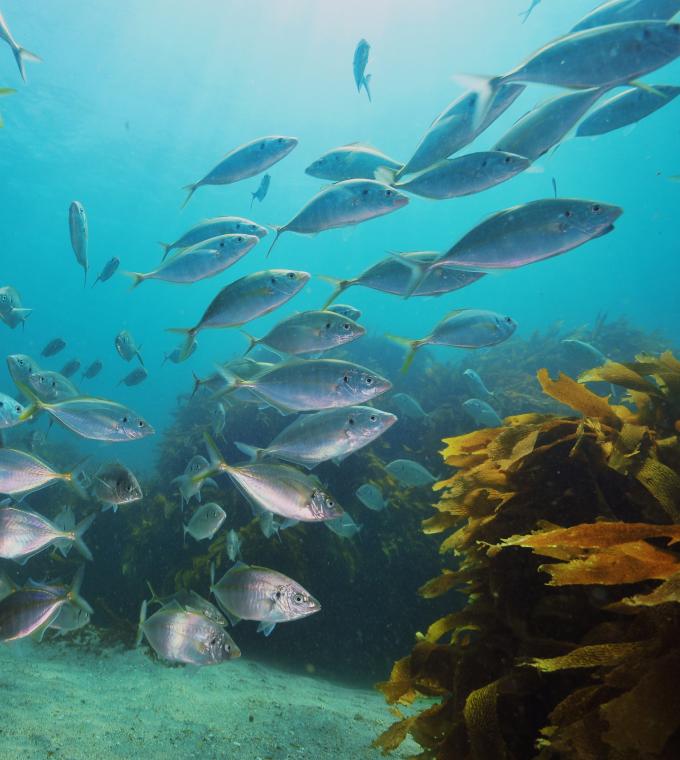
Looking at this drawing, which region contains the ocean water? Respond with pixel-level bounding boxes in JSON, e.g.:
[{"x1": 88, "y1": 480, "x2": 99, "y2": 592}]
[{"x1": 1, "y1": 1, "x2": 680, "y2": 758}]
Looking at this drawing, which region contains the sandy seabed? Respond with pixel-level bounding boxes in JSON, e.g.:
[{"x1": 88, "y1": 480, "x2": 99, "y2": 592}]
[{"x1": 0, "y1": 634, "x2": 418, "y2": 760}]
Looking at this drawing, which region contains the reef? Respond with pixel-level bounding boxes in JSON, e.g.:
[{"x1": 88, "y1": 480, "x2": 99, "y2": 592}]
[{"x1": 374, "y1": 350, "x2": 680, "y2": 758}]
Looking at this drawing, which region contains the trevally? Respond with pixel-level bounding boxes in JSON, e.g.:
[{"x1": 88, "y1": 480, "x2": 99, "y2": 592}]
[
  {"x1": 0, "y1": 9, "x2": 41, "y2": 81},
  {"x1": 41, "y1": 338, "x2": 66, "y2": 357},
  {"x1": 356, "y1": 483, "x2": 388, "y2": 512},
  {"x1": 81, "y1": 360, "x2": 103, "y2": 380},
  {"x1": 571, "y1": 0, "x2": 680, "y2": 33},
  {"x1": 91, "y1": 462, "x2": 143, "y2": 512},
  {"x1": 92, "y1": 256, "x2": 120, "y2": 287},
  {"x1": 325, "y1": 512, "x2": 363, "y2": 539},
  {"x1": 115, "y1": 329, "x2": 144, "y2": 367},
  {"x1": 0, "y1": 506, "x2": 94, "y2": 562},
  {"x1": 0, "y1": 450, "x2": 87, "y2": 499},
  {"x1": 60, "y1": 359, "x2": 81, "y2": 379},
  {"x1": 172, "y1": 455, "x2": 217, "y2": 509},
  {"x1": 68, "y1": 201, "x2": 88, "y2": 286},
  {"x1": 0, "y1": 285, "x2": 32, "y2": 328},
  {"x1": 145, "y1": 583, "x2": 228, "y2": 628},
  {"x1": 117, "y1": 367, "x2": 148, "y2": 387},
  {"x1": 463, "y1": 369, "x2": 495, "y2": 403},
  {"x1": 0, "y1": 392, "x2": 25, "y2": 428},
  {"x1": 305, "y1": 144, "x2": 402, "y2": 181},
  {"x1": 183, "y1": 502, "x2": 226, "y2": 542},
  {"x1": 391, "y1": 393, "x2": 428, "y2": 420},
  {"x1": 326, "y1": 304, "x2": 361, "y2": 321},
  {"x1": 386, "y1": 459, "x2": 437, "y2": 487},
  {"x1": 250, "y1": 173, "x2": 271, "y2": 207},
  {"x1": 28, "y1": 370, "x2": 79, "y2": 402},
  {"x1": 160, "y1": 216, "x2": 268, "y2": 261},
  {"x1": 226, "y1": 529, "x2": 242, "y2": 562}
]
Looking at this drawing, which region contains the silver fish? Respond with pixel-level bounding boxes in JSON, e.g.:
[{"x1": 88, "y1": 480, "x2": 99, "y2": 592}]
[
  {"x1": 0, "y1": 506, "x2": 94, "y2": 562},
  {"x1": 211, "y1": 402, "x2": 226, "y2": 437},
  {"x1": 184, "y1": 502, "x2": 226, "y2": 542},
  {"x1": 91, "y1": 462, "x2": 143, "y2": 512},
  {"x1": 92, "y1": 256, "x2": 120, "y2": 287},
  {"x1": 391, "y1": 393, "x2": 428, "y2": 420},
  {"x1": 462, "y1": 369, "x2": 495, "y2": 403},
  {"x1": 325, "y1": 512, "x2": 363, "y2": 538},
  {"x1": 235, "y1": 406, "x2": 397, "y2": 469},
  {"x1": 115, "y1": 329, "x2": 144, "y2": 367},
  {"x1": 242, "y1": 309, "x2": 365, "y2": 357},
  {"x1": 160, "y1": 216, "x2": 268, "y2": 261},
  {"x1": 69, "y1": 201, "x2": 88, "y2": 286},
  {"x1": 81, "y1": 360, "x2": 103, "y2": 380},
  {"x1": 267, "y1": 179, "x2": 408, "y2": 257},
  {"x1": 356, "y1": 483, "x2": 388, "y2": 511},
  {"x1": 0, "y1": 10, "x2": 40, "y2": 82},
  {"x1": 577, "y1": 85, "x2": 680, "y2": 137},
  {"x1": 463, "y1": 399, "x2": 503, "y2": 428},
  {"x1": 28, "y1": 370, "x2": 79, "y2": 402},
  {"x1": 173, "y1": 455, "x2": 216, "y2": 509},
  {"x1": 169, "y1": 269, "x2": 310, "y2": 360},
  {"x1": 353, "y1": 38, "x2": 372, "y2": 101},
  {"x1": 49, "y1": 599, "x2": 91, "y2": 636},
  {"x1": 126, "y1": 233, "x2": 259, "y2": 288},
  {"x1": 251, "y1": 173, "x2": 271, "y2": 207},
  {"x1": 118, "y1": 367, "x2": 148, "y2": 387},
  {"x1": 0, "y1": 392, "x2": 25, "y2": 428},
  {"x1": 326, "y1": 304, "x2": 362, "y2": 321},
  {"x1": 0, "y1": 285, "x2": 32, "y2": 328},
  {"x1": 571, "y1": 0, "x2": 680, "y2": 33},
  {"x1": 211, "y1": 561, "x2": 320, "y2": 635},
  {"x1": 41, "y1": 338, "x2": 66, "y2": 357},
  {"x1": 386, "y1": 459, "x2": 436, "y2": 487},
  {"x1": 136, "y1": 599, "x2": 240, "y2": 665},
  {"x1": 305, "y1": 144, "x2": 402, "y2": 181},
  {"x1": 7, "y1": 354, "x2": 41, "y2": 390},
  {"x1": 0, "y1": 450, "x2": 85, "y2": 498},
  {"x1": 389, "y1": 309, "x2": 517, "y2": 372},
  {"x1": 162, "y1": 342, "x2": 198, "y2": 366},
  {"x1": 220, "y1": 358, "x2": 392, "y2": 415},
  {"x1": 226, "y1": 529, "x2": 242, "y2": 562},
  {"x1": 183, "y1": 135, "x2": 298, "y2": 207},
  {"x1": 146, "y1": 583, "x2": 228, "y2": 627}
]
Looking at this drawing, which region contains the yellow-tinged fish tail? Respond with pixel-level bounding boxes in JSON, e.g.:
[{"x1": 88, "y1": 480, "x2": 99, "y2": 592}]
[
  {"x1": 386, "y1": 334, "x2": 426, "y2": 373},
  {"x1": 122, "y1": 271, "x2": 147, "y2": 290},
  {"x1": 181, "y1": 183, "x2": 198, "y2": 209}
]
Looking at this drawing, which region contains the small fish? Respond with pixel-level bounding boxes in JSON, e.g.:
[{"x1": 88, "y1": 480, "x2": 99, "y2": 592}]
[
  {"x1": 519, "y1": 0, "x2": 541, "y2": 23},
  {"x1": 91, "y1": 462, "x2": 143, "y2": 512},
  {"x1": 0, "y1": 392, "x2": 25, "y2": 429},
  {"x1": 41, "y1": 338, "x2": 66, "y2": 357},
  {"x1": 0, "y1": 10, "x2": 41, "y2": 82},
  {"x1": 184, "y1": 502, "x2": 226, "y2": 542},
  {"x1": 391, "y1": 393, "x2": 428, "y2": 419},
  {"x1": 28, "y1": 370, "x2": 79, "y2": 402},
  {"x1": 81, "y1": 360, "x2": 103, "y2": 380},
  {"x1": 92, "y1": 257, "x2": 120, "y2": 287},
  {"x1": 241, "y1": 309, "x2": 365, "y2": 357},
  {"x1": 326, "y1": 304, "x2": 362, "y2": 321},
  {"x1": 305, "y1": 144, "x2": 402, "y2": 182},
  {"x1": 49, "y1": 598, "x2": 91, "y2": 636},
  {"x1": 159, "y1": 216, "x2": 268, "y2": 261},
  {"x1": 561, "y1": 339, "x2": 607, "y2": 365},
  {"x1": 136, "y1": 599, "x2": 239, "y2": 665},
  {"x1": 168, "y1": 269, "x2": 310, "y2": 360},
  {"x1": 389, "y1": 309, "x2": 517, "y2": 372},
  {"x1": 211, "y1": 561, "x2": 320, "y2": 635},
  {"x1": 386, "y1": 459, "x2": 436, "y2": 487},
  {"x1": 251, "y1": 173, "x2": 271, "y2": 208},
  {"x1": 353, "y1": 39, "x2": 372, "y2": 102},
  {"x1": 211, "y1": 402, "x2": 226, "y2": 437},
  {"x1": 325, "y1": 512, "x2": 363, "y2": 538},
  {"x1": 356, "y1": 483, "x2": 388, "y2": 512},
  {"x1": 172, "y1": 455, "x2": 216, "y2": 509},
  {"x1": 0, "y1": 567, "x2": 91, "y2": 642},
  {"x1": 0, "y1": 449, "x2": 87, "y2": 498},
  {"x1": 226, "y1": 529, "x2": 242, "y2": 562},
  {"x1": 463, "y1": 398, "x2": 503, "y2": 428},
  {"x1": 115, "y1": 330, "x2": 144, "y2": 366},
  {"x1": 59, "y1": 359, "x2": 81, "y2": 379},
  {"x1": 571, "y1": 0, "x2": 680, "y2": 33},
  {"x1": 183, "y1": 136, "x2": 298, "y2": 207},
  {"x1": 462, "y1": 369, "x2": 495, "y2": 403},
  {"x1": 267, "y1": 179, "x2": 408, "y2": 257},
  {"x1": 68, "y1": 201, "x2": 89, "y2": 286},
  {"x1": 145, "y1": 583, "x2": 227, "y2": 627},
  {"x1": 0, "y1": 285, "x2": 32, "y2": 328},
  {"x1": 0, "y1": 506, "x2": 94, "y2": 562},
  {"x1": 162, "y1": 342, "x2": 198, "y2": 366},
  {"x1": 118, "y1": 367, "x2": 148, "y2": 387}
]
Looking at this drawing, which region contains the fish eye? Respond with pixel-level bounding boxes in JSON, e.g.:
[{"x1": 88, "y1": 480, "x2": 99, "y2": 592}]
[
  {"x1": 504, "y1": 156, "x2": 511, "y2": 163},
  {"x1": 342, "y1": 323, "x2": 350, "y2": 330},
  {"x1": 362, "y1": 189, "x2": 368, "y2": 196},
  {"x1": 237, "y1": 236, "x2": 243, "y2": 242},
  {"x1": 365, "y1": 376, "x2": 373, "y2": 384},
  {"x1": 219, "y1": 241, "x2": 224, "y2": 247},
  {"x1": 294, "y1": 594, "x2": 304, "y2": 604},
  {"x1": 270, "y1": 277, "x2": 276, "y2": 284},
  {"x1": 325, "y1": 322, "x2": 331, "y2": 329},
  {"x1": 505, "y1": 317, "x2": 513, "y2": 324},
  {"x1": 343, "y1": 375, "x2": 349, "y2": 383},
  {"x1": 481, "y1": 160, "x2": 488, "y2": 167},
  {"x1": 326, "y1": 499, "x2": 334, "y2": 507},
  {"x1": 287, "y1": 272, "x2": 295, "y2": 279},
  {"x1": 385, "y1": 189, "x2": 393, "y2": 196},
  {"x1": 259, "y1": 142, "x2": 265, "y2": 150},
  {"x1": 236, "y1": 223, "x2": 241, "y2": 229},
  {"x1": 370, "y1": 414, "x2": 377, "y2": 422},
  {"x1": 348, "y1": 417, "x2": 355, "y2": 425},
  {"x1": 225, "y1": 643, "x2": 231, "y2": 652},
  {"x1": 138, "y1": 420, "x2": 145, "y2": 428},
  {"x1": 592, "y1": 204, "x2": 601, "y2": 213},
  {"x1": 122, "y1": 416, "x2": 128, "y2": 423},
  {"x1": 564, "y1": 210, "x2": 572, "y2": 218},
  {"x1": 275, "y1": 591, "x2": 282, "y2": 599},
  {"x1": 277, "y1": 137, "x2": 283, "y2": 143}
]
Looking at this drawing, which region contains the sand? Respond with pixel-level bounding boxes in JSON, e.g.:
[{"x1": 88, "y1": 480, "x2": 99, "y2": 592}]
[{"x1": 0, "y1": 632, "x2": 418, "y2": 759}]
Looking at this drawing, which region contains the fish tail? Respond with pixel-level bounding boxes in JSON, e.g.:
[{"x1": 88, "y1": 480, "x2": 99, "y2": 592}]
[
  {"x1": 13, "y1": 46, "x2": 41, "y2": 82},
  {"x1": 452, "y1": 73, "x2": 503, "y2": 131},
  {"x1": 190, "y1": 371, "x2": 202, "y2": 398},
  {"x1": 203, "y1": 431, "x2": 227, "y2": 473},
  {"x1": 265, "y1": 225, "x2": 284, "y2": 258},
  {"x1": 234, "y1": 441, "x2": 263, "y2": 462},
  {"x1": 385, "y1": 250, "x2": 430, "y2": 298},
  {"x1": 158, "y1": 241, "x2": 172, "y2": 261},
  {"x1": 145, "y1": 580, "x2": 162, "y2": 607},
  {"x1": 363, "y1": 73, "x2": 372, "y2": 102},
  {"x1": 239, "y1": 329, "x2": 258, "y2": 355},
  {"x1": 71, "y1": 513, "x2": 96, "y2": 562},
  {"x1": 250, "y1": 193, "x2": 256, "y2": 210},
  {"x1": 166, "y1": 327, "x2": 197, "y2": 361},
  {"x1": 136, "y1": 349, "x2": 145, "y2": 368},
  {"x1": 317, "y1": 275, "x2": 351, "y2": 308},
  {"x1": 122, "y1": 271, "x2": 146, "y2": 290},
  {"x1": 91, "y1": 277, "x2": 100, "y2": 288},
  {"x1": 135, "y1": 599, "x2": 148, "y2": 647},
  {"x1": 181, "y1": 183, "x2": 198, "y2": 209},
  {"x1": 374, "y1": 166, "x2": 397, "y2": 185},
  {"x1": 386, "y1": 334, "x2": 424, "y2": 373},
  {"x1": 68, "y1": 565, "x2": 93, "y2": 615}
]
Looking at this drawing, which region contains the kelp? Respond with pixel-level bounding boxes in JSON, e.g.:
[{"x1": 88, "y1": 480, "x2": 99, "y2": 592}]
[{"x1": 375, "y1": 352, "x2": 680, "y2": 759}]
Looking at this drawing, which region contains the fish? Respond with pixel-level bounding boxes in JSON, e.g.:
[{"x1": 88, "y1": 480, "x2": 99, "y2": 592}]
[
  {"x1": 320, "y1": 251, "x2": 485, "y2": 306},
  {"x1": 204, "y1": 434, "x2": 343, "y2": 523},
  {"x1": 7, "y1": 354, "x2": 41, "y2": 390},
  {"x1": 168, "y1": 269, "x2": 310, "y2": 360},
  {"x1": 463, "y1": 398, "x2": 503, "y2": 428},
  {"x1": 389, "y1": 309, "x2": 517, "y2": 372},
  {"x1": 0, "y1": 506, "x2": 94, "y2": 562},
  {"x1": 379, "y1": 151, "x2": 528, "y2": 199},
  {"x1": 353, "y1": 39, "x2": 372, "y2": 101},
  {"x1": 210, "y1": 561, "x2": 320, "y2": 635},
  {"x1": 68, "y1": 201, "x2": 89, "y2": 286},
  {"x1": 115, "y1": 329, "x2": 145, "y2": 367},
  {"x1": 356, "y1": 483, "x2": 388, "y2": 511},
  {"x1": 183, "y1": 136, "x2": 298, "y2": 207},
  {"x1": 53, "y1": 505, "x2": 76, "y2": 556},
  {"x1": 391, "y1": 393, "x2": 428, "y2": 419},
  {"x1": 561, "y1": 339, "x2": 607, "y2": 365},
  {"x1": 326, "y1": 304, "x2": 362, "y2": 321},
  {"x1": 49, "y1": 598, "x2": 91, "y2": 636},
  {"x1": 41, "y1": 338, "x2": 66, "y2": 357},
  {"x1": 81, "y1": 360, "x2": 103, "y2": 380},
  {"x1": 125, "y1": 233, "x2": 259, "y2": 288},
  {"x1": 28, "y1": 370, "x2": 79, "y2": 402},
  {"x1": 117, "y1": 367, "x2": 148, "y2": 387},
  {"x1": 0, "y1": 10, "x2": 41, "y2": 82},
  {"x1": 235, "y1": 406, "x2": 397, "y2": 469},
  {"x1": 0, "y1": 568, "x2": 92, "y2": 642},
  {"x1": 162, "y1": 343, "x2": 198, "y2": 365},
  {"x1": 219, "y1": 358, "x2": 392, "y2": 415},
  {"x1": 92, "y1": 257, "x2": 120, "y2": 287},
  {"x1": 571, "y1": 0, "x2": 680, "y2": 33},
  {"x1": 325, "y1": 512, "x2": 363, "y2": 538},
  {"x1": 136, "y1": 599, "x2": 240, "y2": 665},
  {"x1": 172, "y1": 455, "x2": 217, "y2": 509},
  {"x1": 251, "y1": 173, "x2": 271, "y2": 208},
  {"x1": 386, "y1": 459, "x2": 437, "y2": 487},
  {"x1": 266, "y1": 179, "x2": 408, "y2": 257},
  {"x1": 493, "y1": 88, "x2": 610, "y2": 162},
  {"x1": 0, "y1": 392, "x2": 25, "y2": 429},
  {"x1": 184, "y1": 502, "x2": 226, "y2": 542},
  {"x1": 577, "y1": 85, "x2": 680, "y2": 137},
  {"x1": 0, "y1": 285, "x2": 32, "y2": 328},
  {"x1": 211, "y1": 402, "x2": 226, "y2": 437},
  {"x1": 0, "y1": 449, "x2": 88, "y2": 498},
  {"x1": 462, "y1": 369, "x2": 495, "y2": 403},
  {"x1": 59, "y1": 359, "x2": 81, "y2": 379},
  {"x1": 305, "y1": 144, "x2": 402, "y2": 181},
  {"x1": 159, "y1": 216, "x2": 268, "y2": 261},
  {"x1": 519, "y1": 0, "x2": 541, "y2": 23},
  {"x1": 226, "y1": 529, "x2": 242, "y2": 562},
  {"x1": 91, "y1": 462, "x2": 143, "y2": 512},
  {"x1": 145, "y1": 583, "x2": 228, "y2": 627},
  {"x1": 241, "y1": 309, "x2": 366, "y2": 357},
  {"x1": 396, "y1": 84, "x2": 525, "y2": 178}
]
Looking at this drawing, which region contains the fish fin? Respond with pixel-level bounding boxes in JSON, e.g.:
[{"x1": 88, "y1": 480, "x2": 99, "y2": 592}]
[
  {"x1": 628, "y1": 80, "x2": 667, "y2": 98},
  {"x1": 384, "y1": 250, "x2": 430, "y2": 298},
  {"x1": 451, "y1": 73, "x2": 502, "y2": 132},
  {"x1": 332, "y1": 453, "x2": 351, "y2": 465},
  {"x1": 70, "y1": 513, "x2": 95, "y2": 561},
  {"x1": 135, "y1": 600, "x2": 148, "y2": 647},
  {"x1": 257, "y1": 622, "x2": 276, "y2": 637},
  {"x1": 317, "y1": 275, "x2": 352, "y2": 309},
  {"x1": 182, "y1": 524, "x2": 188, "y2": 547},
  {"x1": 13, "y1": 47, "x2": 41, "y2": 82},
  {"x1": 385, "y1": 334, "x2": 424, "y2": 373},
  {"x1": 145, "y1": 581, "x2": 162, "y2": 607},
  {"x1": 135, "y1": 349, "x2": 145, "y2": 368},
  {"x1": 363, "y1": 73, "x2": 372, "y2": 103},
  {"x1": 234, "y1": 441, "x2": 264, "y2": 462},
  {"x1": 165, "y1": 328, "x2": 197, "y2": 362},
  {"x1": 68, "y1": 564, "x2": 93, "y2": 615},
  {"x1": 252, "y1": 392, "x2": 298, "y2": 416},
  {"x1": 122, "y1": 271, "x2": 147, "y2": 290},
  {"x1": 224, "y1": 609, "x2": 242, "y2": 627},
  {"x1": 181, "y1": 183, "x2": 198, "y2": 209},
  {"x1": 279, "y1": 518, "x2": 299, "y2": 530},
  {"x1": 203, "y1": 432, "x2": 226, "y2": 471},
  {"x1": 158, "y1": 242, "x2": 172, "y2": 261},
  {"x1": 265, "y1": 225, "x2": 284, "y2": 258},
  {"x1": 239, "y1": 329, "x2": 259, "y2": 355},
  {"x1": 68, "y1": 458, "x2": 91, "y2": 500}
]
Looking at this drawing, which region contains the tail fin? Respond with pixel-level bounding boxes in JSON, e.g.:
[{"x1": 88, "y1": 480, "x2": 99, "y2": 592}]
[
  {"x1": 234, "y1": 441, "x2": 264, "y2": 462},
  {"x1": 265, "y1": 225, "x2": 284, "y2": 258},
  {"x1": 363, "y1": 74, "x2": 372, "y2": 103},
  {"x1": 374, "y1": 166, "x2": 398, "y2": 185},
  {"x1": 250, "y1": 193, "x2": 256, "y2": 209},
  {"x1": 145, "y1": 580, "x2": 163, "y2": 608},
  {"x1": 158, "y1": 242, "x2": 172, "y2": 261},
  {"x1": 91, "y1": 276, "x2": 101, "y2": 289},
  {"x1": 136, "y1": 349, "x2": 145, "y2": 368},
  {"x1": 13, "y1": 47, "x2": 42, "y2": 83},
  {"x1": 181, "y1": 183, "x2": 198, "y2": 209},
  {"x1": 135, "y1": 599, "x2": 147, "y2": 647},
  {"x1": 239, "y1": 330, "x2": 258, "y2": 355},
  {"x1": 317, "y1": 275, "x2": 351, "y2": 309},
  {"x1": 165, "y1": 327, "x2": 196, "y2": 362},
  {"x1": 386, "y1": 334, "x2": 423, "y2": 373},
  {"x1": 123, "y1": 271, "x2": 146, "y2": 290},
  {"x1": 190, "y1": 371, "x2": 202, "y2": 398},
  {"x1": 451, "y1": 73, "x2": 502, "y2": 132},
  {"x1": 67, "y1": 565, "x2": 93, "y2": 615},
  {"x1": 71, "y1": 513, "x2": 96, "y2": 561}
]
